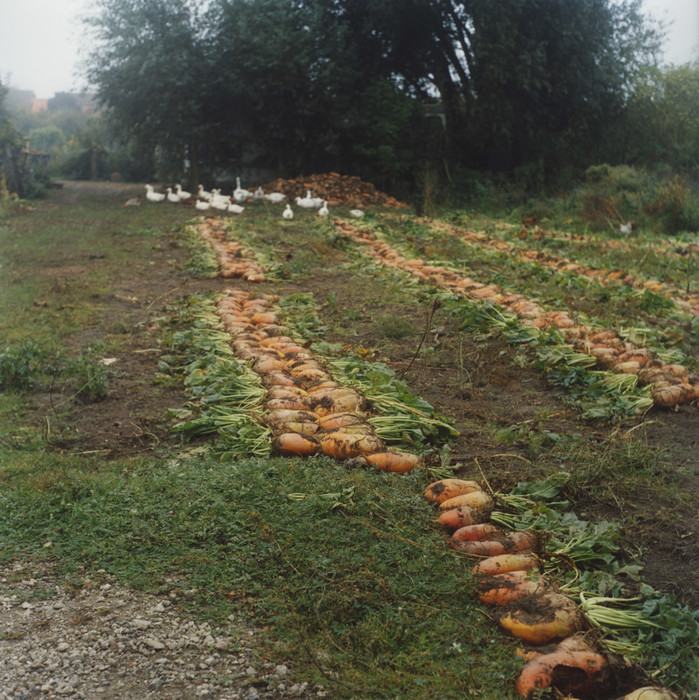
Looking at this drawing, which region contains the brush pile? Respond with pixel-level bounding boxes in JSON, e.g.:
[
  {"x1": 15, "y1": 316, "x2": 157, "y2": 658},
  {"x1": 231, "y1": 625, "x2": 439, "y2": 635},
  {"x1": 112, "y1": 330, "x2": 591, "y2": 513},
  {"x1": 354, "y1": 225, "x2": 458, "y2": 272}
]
[{"x1": 259, "y1": 172, "x2": 408, "y2": 209}]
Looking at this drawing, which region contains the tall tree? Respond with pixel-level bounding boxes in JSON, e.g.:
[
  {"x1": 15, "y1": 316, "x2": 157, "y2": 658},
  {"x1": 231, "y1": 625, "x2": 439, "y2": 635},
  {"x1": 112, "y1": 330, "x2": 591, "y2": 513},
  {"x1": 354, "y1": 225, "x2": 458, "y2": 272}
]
[{"x1": 84, "y1": 0, "x2": 214, "y2": 184}]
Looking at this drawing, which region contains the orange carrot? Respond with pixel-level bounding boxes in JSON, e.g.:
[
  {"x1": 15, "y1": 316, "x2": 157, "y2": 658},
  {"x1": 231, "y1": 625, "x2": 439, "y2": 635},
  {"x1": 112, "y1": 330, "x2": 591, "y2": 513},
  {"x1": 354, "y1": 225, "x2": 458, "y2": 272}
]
[
  {"x1": 499, "y1": 592, "x2": 582, "y2": 645},
  {"x1": 452, "y1": 531, "x2": 537, "y2": 557},
  {"x1": 250, "y1": 311, "x2": 280, "y2": 325},
  {"x1": 309, "y1": 388, "x2": 366, "y2": 416},
  {"x1": 365, "y1": 451, "x2": 421, "y2": 474},
  {"x1": 471, "y1": 553, "x2": 539, "y2": 577},
  {"x1": 261, "y1": 371, "x2": 297, "y2": 388},
  {"x1": 439, "y1": 490, "x2": 494, "y2": 511},
  {"x1": 319, "y1": 431, "x2": 384, "y2": 459},
  {"x1": 515, "y1": 650, "x2": 608, "y2": 698},
  {"x1": 318, "y1": 412, "x2": 368, "y2": 430},
  {"x1": 451, "y1": 523, "x2": 502, "y2": 542},
  {"x1": 424, "y1": 478, "x2": 483, "y2": 504},
  {"x1": 265, "y1": 409, "x2": 318, "y2": 426},
  {"x1": 252, "y1": 356, "x2": 288, "y2": 373},
  {"x1": 266, "y1": 385, "x2": 309, "y2": 401},
  {"x1": 272, "y1": 433, "x2": 319, "y2": 456},
  {"x1": 438, "y1": 506, "x2": 491, "y2": 531},
  {"x1": 266, "y1": 396, "x2": 312, "y2": 411},
  {"x1": 278, "y1": 420, "x2": 320, "y2": 435},
  {"x1": 289, "y1": 367, "x2": 332, "y2": 382},
  {"x1": 306, "y1": 380, "x2": 340, "y2": 393},
  {"x1": 478, "y1": 571, "x2": 549, "y2": 606}
]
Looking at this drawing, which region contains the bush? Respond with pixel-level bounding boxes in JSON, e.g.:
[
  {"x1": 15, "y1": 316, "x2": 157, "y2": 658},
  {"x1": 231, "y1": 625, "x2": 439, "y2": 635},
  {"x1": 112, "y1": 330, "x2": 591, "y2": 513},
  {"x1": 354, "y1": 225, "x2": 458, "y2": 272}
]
[{"x1": 0, "y1": 341, "x2": 46, "y2": 391}]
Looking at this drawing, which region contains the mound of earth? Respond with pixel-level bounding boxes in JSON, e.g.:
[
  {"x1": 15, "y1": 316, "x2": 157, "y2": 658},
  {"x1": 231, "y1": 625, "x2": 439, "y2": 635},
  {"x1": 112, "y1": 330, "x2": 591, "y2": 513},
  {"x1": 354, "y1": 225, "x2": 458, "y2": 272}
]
[{"x1": 259, "y1": 172, "x2": 408, "y2": 209}]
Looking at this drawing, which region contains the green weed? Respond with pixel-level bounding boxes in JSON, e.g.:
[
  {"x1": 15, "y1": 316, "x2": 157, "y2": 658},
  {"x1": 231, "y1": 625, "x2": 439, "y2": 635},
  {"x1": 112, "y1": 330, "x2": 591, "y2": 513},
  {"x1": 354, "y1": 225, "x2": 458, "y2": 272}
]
[{"x1": 0, "y1": 341, "x2": 46, "y2": 391}]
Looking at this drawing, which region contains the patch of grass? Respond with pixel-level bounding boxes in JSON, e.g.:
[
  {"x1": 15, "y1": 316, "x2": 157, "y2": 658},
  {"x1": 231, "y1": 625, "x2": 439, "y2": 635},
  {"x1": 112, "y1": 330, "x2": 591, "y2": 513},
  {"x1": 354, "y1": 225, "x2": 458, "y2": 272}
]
[
  {"x1": 0, "y1": 451, "x2": 521, "y2": 698},
  {"x1": 377, "y1": 313, "x2": 418, "y2": 339}
]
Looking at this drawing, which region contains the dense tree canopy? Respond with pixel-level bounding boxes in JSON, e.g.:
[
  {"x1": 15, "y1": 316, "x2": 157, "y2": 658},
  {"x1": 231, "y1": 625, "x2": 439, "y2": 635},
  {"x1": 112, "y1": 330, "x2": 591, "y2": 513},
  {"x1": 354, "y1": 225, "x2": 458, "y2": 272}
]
[{"x1": 82, "y1": 0, "x2": 667, "y2": 192}]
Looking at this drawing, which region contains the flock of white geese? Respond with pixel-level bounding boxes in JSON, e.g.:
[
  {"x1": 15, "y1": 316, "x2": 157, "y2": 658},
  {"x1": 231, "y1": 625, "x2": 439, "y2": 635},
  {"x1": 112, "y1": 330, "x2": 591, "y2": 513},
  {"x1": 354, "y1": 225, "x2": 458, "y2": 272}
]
[{"x1": 144, "y1": 178, "x2": 365, "y2": 220}]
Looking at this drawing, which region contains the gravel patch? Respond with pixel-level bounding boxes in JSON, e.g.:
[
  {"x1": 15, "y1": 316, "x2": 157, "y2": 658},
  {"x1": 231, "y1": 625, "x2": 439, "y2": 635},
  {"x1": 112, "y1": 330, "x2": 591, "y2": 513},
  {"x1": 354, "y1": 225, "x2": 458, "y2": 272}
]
[{"x1": 0, "y1": 561, "x2": 325, "y2": 699}]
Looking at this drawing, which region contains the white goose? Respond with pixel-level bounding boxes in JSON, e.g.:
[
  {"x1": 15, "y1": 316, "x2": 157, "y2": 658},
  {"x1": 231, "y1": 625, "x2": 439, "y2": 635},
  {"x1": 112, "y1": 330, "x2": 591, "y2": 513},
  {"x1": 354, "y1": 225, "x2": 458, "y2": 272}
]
[
  {"x1": 318, "y1": 200, "x2": 329, "y2": 216},
  {"x1": 210, "y1": 197, "x2": 230, "y2": 211},
  {"x1": 145, "y1": 184, "x2": 165, "y2": 202},
  {"x1": 263, "y1": 192, "x2": 286, "y2": 204},
  {"x1": 282, "y1": 204, "x2": 294, "y2": 220},
  {"x1": 166, "y1": 187, "x2": 181, "y2": 203},
  {"x1": 296, "y1": 189, "x2": 324, "y2": 209},
  {"x1": 253, "y1": 186, "x2": 265, "y2": 200},
  {"x1": 349, "y1": 209, "x2": 365, "y2": 219},
  {"x1": 195, "y1": 199, "x2": 211, "y2": 211},
  {"x1": 227, "y1": 203, "x2": 245, "y2": 214},
  {"x1": 175, "y1": 184, "x2": 191, "y2": 200},
  {"x1": 197, "y1": 185, "x2": 213, "y2": 201},
  {"x1": 233, "y1": 177, "x2": 252, "y2": 203}
]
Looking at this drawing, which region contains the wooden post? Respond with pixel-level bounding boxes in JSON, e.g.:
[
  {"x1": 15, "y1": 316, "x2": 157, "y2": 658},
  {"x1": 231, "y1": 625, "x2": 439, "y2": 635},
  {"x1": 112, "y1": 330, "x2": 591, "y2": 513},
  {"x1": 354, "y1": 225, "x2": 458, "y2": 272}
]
[{"x1": 5, "y1": 145, "x2": 23, "y2": 198}]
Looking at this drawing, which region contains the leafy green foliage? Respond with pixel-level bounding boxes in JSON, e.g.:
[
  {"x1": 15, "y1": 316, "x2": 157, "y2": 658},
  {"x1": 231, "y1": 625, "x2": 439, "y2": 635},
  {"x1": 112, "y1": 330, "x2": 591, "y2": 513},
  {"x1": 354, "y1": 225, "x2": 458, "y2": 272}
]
[
  {"x1": 0, "y1": 341, "x2": 46, "y2": 391},
  {"x1": 163, "y1": 295, "x2": 271, "y2": 458},
  {"x1": 70, "y1": 343, "x2": 110, "y2": 400}
]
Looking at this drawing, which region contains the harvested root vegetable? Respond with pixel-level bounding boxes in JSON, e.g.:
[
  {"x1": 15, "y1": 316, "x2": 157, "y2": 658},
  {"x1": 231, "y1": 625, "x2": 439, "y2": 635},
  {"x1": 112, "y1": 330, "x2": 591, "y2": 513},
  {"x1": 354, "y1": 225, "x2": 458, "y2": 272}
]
[
  {"x1": 261, "y1": 371, "x2": 297, "y2": 388},
  {"x1": 424, "y1": 478, "x2": 483, "y2": 504},
  {"x1": 451, "y1": 523, "x2": 503, "y2": 542},
  {"x1": 318, "y1": 411, "x2": 368, "y2": 430},
  {"x1": 472, "y1": 553, "x2": 539, "y2": 577},
  {"x1": 620, "y1": 688, "x2": 680, "y2": 700},
  {"x1": 279, "y1": 420, "x2": 319, "y2": 435},
  {"x1": 272, "y1": 433, "x2": 319, "y2": 456},
  {"x1": 289, "y1": 367, "x2": 332, "y2": 382},
  {"x1": 319, "y1": 431, "x2": 384, "y2": 459},
  {"x1": 266, "y1": 385, "x2": 309, "y2": 401},
  {"x1": 266, "y1": 396, "x2": 312, "y2": 411},
  {"x1": 252, "y1": 356, "x2": 287, "y2": 373},
  {"x1": 515, "y1": 649, "x2": 608, "y2": 698},
  {"x1": 366, "y1": 451, "x2": 421, "y2": 474},
  {"x1": 250, "y1": 311, "x2": 279, "y2": 325},
  {"x1": 309, "y1": 388, "x2": 365, "y2": 416},
  {"x1": 264, "y1": 409, "x2": 318, "y2": 426},
  {"x1": 439, "y1": 490, "x2": 493, "y2": 511},
  {"x1": 478, "y1": 571, "x2": 549, "y2": 606},
  {"x1": 453, "y1": 531, "x2": 537, "y2": 557},
  {"x1": 438, "y1": 505, "x2": 492, "y2": 530},
  {"x1": 652, "y1": 383, "x2": 693, "y2": 407},
  {"x1": 499, "y1": 592, "x2": 583, "y2": 644}
]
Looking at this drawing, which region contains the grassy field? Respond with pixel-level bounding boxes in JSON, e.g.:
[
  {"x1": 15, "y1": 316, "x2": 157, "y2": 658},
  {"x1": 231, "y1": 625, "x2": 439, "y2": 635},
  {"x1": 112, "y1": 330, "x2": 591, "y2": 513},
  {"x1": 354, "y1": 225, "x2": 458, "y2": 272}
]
[{"x1": 1, "y1": 181, "x2": 697, "y2": 699}]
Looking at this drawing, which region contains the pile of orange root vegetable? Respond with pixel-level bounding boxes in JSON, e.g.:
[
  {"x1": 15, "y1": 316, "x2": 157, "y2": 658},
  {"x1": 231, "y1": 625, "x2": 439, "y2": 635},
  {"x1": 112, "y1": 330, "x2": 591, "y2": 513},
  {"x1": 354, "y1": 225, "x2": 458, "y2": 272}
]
[
  {"x1": 258, "y1": 172, "x2": 408, "y2": 209},
  {"x1": 425, "y1": 477, "x2": 679, "y2": 700},
  {"x1": 214, "y1": 287, "x2": 420, "y2": 473},
  {"x1": 193, "y1": 217, "x2": 266, "y2": 281},
  {"x1": 335, "y1": 220, "x2": 699, "y2": 408}
]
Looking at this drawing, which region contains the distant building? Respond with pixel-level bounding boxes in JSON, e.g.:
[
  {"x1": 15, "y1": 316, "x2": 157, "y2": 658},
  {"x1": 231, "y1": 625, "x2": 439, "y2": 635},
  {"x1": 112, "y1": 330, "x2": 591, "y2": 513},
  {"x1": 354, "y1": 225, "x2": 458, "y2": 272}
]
[
  {"x1": 31, "y1": 98, "x2": 48, "y2": 113},
  {"x1": 6, "y1": 88, "x2": 96, "y2": 114},
  {"x1": 49, "y1": 92, "x2": 97, "y2": 114},
  {"x1": 7, "y1": 87, "x2": 35, "y2": 110}
]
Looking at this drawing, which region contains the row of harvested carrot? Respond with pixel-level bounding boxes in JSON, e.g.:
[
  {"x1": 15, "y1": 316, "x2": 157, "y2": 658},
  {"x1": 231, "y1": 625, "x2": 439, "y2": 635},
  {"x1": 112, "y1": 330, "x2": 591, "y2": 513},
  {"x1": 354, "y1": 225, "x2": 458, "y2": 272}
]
[
  {"x1": 509, "y1": 222, "x2": 699, "y2": 262},
  {"x1": 425, "y1": 219, "x2": 698, "y2": 318},
  {"x1": 424, "y1": 478, "x2": 678, "y2": 700},
  {"x1": 194, "y1": 217, "x2": 266, "y2": 281},
  {"x1": 335, "y1": 220, "x2": 699, "y2": 408},
  {"x1": 213, "y1": 287, "x2": 420, "y2": 472},
  {"x1": 427, "y1": 219, "x2": 696, "y2": 314}
]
